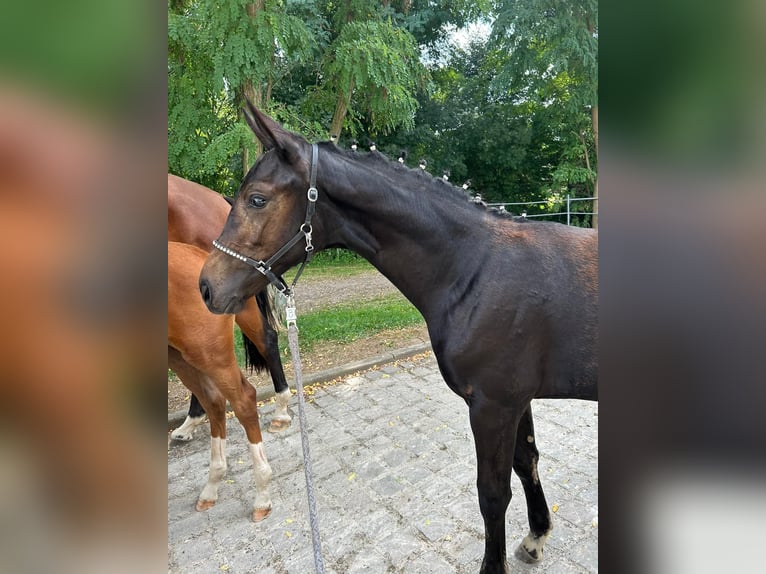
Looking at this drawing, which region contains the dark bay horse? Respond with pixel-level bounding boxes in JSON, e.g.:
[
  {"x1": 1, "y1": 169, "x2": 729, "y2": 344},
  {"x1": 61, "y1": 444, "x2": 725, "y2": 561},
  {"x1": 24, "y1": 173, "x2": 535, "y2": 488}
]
[
  {"x1": 199, "y1": 105, "x2": 598, "y2": 573},
  {"x1": 169, "y1": 241, "x2": 273, "y2": 521},
  {"x1": 168, "y1": 174, "x2": 290, "y2": 437}
]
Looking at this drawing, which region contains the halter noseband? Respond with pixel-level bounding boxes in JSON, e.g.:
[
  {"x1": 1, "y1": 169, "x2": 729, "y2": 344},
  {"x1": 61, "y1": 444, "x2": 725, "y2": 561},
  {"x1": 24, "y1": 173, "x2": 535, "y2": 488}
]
[{"x1": 212, "y1": 143, "x2": 319, "y2": 297}]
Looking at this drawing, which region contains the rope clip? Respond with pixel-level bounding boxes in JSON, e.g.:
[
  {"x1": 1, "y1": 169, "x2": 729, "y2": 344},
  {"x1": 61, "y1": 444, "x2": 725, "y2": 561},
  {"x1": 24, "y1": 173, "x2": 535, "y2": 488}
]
[{"x1": 285, "y1": 295, "x2": 298, "y2": 330}]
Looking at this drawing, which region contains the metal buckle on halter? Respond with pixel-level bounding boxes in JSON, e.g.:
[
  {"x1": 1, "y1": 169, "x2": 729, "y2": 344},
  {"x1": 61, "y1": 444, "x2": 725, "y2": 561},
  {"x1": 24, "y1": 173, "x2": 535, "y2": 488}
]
[
  {"x1": 300, "y1": 223, "x2": 314, "y2": 252},
  {"x1": 307, "y1": 187, "x2": 318, "y2": 202}
]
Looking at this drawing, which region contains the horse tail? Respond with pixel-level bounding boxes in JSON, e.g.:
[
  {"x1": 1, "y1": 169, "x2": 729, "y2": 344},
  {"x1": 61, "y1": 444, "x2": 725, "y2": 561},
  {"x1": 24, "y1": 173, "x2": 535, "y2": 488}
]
[{"x1": 242, "y1": 330, "x2": 268, "y2": 374}]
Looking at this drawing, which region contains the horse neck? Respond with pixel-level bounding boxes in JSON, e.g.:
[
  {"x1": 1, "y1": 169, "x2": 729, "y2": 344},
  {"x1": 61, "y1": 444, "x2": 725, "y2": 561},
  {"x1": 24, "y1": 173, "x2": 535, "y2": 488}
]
[{"x1": 316, "y1": 152, "x2": 492, "y2": 317}]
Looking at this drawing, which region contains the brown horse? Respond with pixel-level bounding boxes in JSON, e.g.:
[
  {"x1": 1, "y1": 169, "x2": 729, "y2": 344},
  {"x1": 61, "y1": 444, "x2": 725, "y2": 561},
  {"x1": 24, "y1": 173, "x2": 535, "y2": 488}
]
[
  {"x1": 199, "y1": 105, "x2": 597, "y2": 574},
  {"x1": 169, "y1": 241, "x2": 273, "y2": 521},
  {"x1": 168, "y1": 174, "x2": 290, "y2": 438},
  {"x1": 168, "y1": 174, "x2": 230, "y2": 250}
]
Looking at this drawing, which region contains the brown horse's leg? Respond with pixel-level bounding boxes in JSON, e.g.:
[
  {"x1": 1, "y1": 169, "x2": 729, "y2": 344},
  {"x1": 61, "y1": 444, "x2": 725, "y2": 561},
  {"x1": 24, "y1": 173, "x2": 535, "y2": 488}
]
[
  {"x1": 469, "y1": 399, "x2": 525, "y2": 574},
  {"x1": 225, "y1": 369, "x2": 273, "y2": 521},
  {"x1": 236, "y1": 299, "x2": 291, "y2": 432},
  {"x1": 168, "y1": 348, "x2": 228, "y2": 511},
  {"x1": 512, "y1": 407, "x2": 553, "y2": 564}
]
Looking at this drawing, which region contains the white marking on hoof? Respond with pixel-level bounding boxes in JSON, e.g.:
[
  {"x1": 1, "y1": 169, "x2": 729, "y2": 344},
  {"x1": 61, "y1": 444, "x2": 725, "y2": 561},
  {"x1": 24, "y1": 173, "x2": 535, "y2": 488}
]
[
  {"x1": 269, "y1": 389, "x2": 292, "y2": 431},
  {"x1": 249, "y1": 442, "x2": 272, "y2": 519},
  {"x1": 515, "y1": 529, "x2": 551, "y2": 564},
  {"x1": 171, "y1": 415, "x2": 206, "y2": 441}
]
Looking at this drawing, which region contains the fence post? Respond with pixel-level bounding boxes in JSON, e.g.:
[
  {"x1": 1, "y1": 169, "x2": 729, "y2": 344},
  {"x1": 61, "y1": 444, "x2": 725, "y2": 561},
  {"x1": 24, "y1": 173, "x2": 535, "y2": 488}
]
[{"x1": 566, "y1": 194, "x2": 571, "y2": 226}]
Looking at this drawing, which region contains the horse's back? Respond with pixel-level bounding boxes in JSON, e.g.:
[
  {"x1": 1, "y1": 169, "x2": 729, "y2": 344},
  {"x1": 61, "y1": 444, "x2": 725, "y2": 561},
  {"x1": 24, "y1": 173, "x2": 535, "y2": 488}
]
[{"x1": 167, "y1": 174, "x2": 230, "y2": 250}]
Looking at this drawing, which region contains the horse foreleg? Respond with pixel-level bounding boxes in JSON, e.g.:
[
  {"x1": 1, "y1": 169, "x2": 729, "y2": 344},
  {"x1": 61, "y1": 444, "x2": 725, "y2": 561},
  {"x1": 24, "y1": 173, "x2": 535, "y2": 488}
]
[
  {"x1": 512, "y1": 406, "x2": 553, "y2": 563},
  {"x1": 469, "y1": 399, "x2": 524, "y2": 574},
  {"x1": 248, "y1": 440, "x2": 273, "y2": 522}
]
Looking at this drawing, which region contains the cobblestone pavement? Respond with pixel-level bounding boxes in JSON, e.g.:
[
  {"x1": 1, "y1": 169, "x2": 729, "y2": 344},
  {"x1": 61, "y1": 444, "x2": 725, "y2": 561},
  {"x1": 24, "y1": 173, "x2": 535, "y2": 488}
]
[{"x1": 168, "y1": 353, "x2": 598, "y2": 573}]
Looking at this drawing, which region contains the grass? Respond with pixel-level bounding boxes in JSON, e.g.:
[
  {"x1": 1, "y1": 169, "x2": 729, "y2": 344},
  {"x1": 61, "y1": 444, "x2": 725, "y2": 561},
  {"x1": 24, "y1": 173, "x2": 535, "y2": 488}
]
[
  {"x1": 234, "y1": 292, "x2": 424, "y2": 364},
  {"x1": 284, "y1": 294, "x2": 423, "y2": 353},
  {"x1": 283, "y1": 248, "x2": 374, "y2": 281}
]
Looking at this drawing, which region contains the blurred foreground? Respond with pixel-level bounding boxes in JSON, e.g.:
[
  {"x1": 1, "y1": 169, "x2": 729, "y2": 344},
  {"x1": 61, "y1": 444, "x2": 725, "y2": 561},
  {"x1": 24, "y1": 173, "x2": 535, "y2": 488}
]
[
  {"x1": 601, "y1": 0, "x2": 766, "y2": 572},
  {"x1": 0, "y1": 3, "x2": 166, "y2": 572}
]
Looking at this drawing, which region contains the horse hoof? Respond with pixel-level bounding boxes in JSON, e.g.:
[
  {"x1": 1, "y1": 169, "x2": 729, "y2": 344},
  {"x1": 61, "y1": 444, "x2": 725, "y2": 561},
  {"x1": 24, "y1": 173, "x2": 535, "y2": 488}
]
[
  {"x1": 171, "y1": 430, "x2": 194, "y2": 442},
  {"x1": 514, "y1": 543, "x2": 542, "y2": 564},
  {"x1": 195, "y1": 499, "x2": 216, "y2": 512},
  {"x1": 252, "y1": 507, "x2": 271, "y2": 522},
  {"x1": 267, "y1": 418, "x2": 291, "y2": 433}
]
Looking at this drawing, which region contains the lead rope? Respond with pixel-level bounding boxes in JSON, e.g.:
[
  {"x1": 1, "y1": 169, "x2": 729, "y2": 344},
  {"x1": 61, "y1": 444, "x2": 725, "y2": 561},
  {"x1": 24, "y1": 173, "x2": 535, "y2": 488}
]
[{"x1": 285, "y1": 295, "x2": 326, "y2": 574}]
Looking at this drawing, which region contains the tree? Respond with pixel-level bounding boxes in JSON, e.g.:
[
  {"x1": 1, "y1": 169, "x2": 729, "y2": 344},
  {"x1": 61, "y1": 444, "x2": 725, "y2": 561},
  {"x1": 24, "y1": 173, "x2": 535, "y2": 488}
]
[
  {"x1": 491, "y1": 0, "x2": 598, "y2": 226},
  {"x1": 168, "y1": 0, "x2": 315, "y2": 192},
  {"x1": 298, "y1": 0, "x2": 429, "y2": 139},
  {"x1": 372, "y1": 38, "x2": 576, "y2": 220}
]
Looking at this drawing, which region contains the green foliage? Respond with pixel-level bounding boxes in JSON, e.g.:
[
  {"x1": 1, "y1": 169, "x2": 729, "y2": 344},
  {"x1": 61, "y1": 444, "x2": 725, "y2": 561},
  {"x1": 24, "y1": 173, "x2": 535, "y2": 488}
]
[
  {"x1": 488, "y1": 0, "x2": 598, "y2": 201},
  {"x1": 374, "y1": 39, "x2": 576, "y2": 205},
  {"x1": 324, "y1": 19, "x2": 425, "y2": 134},
  {"x1": 492, "y1": 0, "x2": 597, "y2": 110},
  {"x1": 311, "y1": 249, "x2": 366, "y2": 267},
  {"x1": 169, "y1": 0, "x2": 316, "y2": 194},
  {"x1": 168, "y1": 0, "x2": 597, "y2": 223}
]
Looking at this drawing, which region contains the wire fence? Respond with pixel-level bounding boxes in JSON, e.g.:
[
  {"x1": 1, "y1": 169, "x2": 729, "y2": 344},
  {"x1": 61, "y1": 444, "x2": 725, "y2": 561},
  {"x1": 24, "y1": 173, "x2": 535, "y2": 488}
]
[{"x1": 487, "y1": 195, "x2": 597, "y2": 227}]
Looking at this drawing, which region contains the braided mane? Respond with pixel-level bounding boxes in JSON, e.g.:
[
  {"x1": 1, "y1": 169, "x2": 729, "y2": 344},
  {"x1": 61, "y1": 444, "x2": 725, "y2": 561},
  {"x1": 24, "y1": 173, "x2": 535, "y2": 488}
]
[{"x1": 320, "y1": 141, "x2": 531, "y2": 222}]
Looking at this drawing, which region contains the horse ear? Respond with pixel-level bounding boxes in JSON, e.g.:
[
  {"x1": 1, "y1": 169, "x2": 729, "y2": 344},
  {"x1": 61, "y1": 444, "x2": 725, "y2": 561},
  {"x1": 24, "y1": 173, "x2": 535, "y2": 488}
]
[{"x1": 243, "y1": 100, "x2": 303, "y2": 165}]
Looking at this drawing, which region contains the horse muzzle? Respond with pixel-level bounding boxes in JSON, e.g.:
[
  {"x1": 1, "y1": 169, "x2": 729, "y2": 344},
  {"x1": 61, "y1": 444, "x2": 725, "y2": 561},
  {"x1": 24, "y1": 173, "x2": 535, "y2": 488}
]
[{"x1": 199, "y1": 252, "x2": 262, "y2": 314}]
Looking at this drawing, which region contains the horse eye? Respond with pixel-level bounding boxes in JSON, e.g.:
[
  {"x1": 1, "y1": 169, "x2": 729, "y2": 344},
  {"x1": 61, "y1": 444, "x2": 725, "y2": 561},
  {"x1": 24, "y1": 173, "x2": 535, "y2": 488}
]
[{"x1": 249, "y1": 195, "x2": 267, "y2": 209}]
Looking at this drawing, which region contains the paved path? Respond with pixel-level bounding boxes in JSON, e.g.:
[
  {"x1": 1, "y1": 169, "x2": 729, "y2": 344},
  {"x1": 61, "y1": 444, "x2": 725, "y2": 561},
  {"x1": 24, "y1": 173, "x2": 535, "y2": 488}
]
[{"x1": 168, "y1": 353, "x2": 598, "y2": 573}]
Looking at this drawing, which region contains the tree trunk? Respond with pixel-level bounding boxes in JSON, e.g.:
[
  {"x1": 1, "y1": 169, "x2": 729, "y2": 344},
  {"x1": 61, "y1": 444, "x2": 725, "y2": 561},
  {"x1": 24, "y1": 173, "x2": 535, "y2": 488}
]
[
  {"x1": 330, "y1": 78, "x2": 354, "y2": 140},
  {"x1": 241, "y1": 80, "x2": 263, "y2": 175},
  {"x1": 591, "y1": 105, "x2": 598, "y2": 229},
  {"x1": 242, "y1": 1, "x2": 266, "y2": 174}
]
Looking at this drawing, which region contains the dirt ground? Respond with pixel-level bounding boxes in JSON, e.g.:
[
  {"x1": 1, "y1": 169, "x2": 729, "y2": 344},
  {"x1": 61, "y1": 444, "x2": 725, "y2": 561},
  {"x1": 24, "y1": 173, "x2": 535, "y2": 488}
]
[{"x1": 168, "y1": 270, "x2": 430, "y2": 413}]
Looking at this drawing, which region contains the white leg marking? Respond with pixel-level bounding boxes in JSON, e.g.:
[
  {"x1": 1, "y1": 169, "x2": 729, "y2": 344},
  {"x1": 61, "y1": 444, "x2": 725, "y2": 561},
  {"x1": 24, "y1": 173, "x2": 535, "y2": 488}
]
[
  {"x1": 171, "y1": 415, "x2": 206, "y2": 441},
  {"x1": 520, "y1": 528, "x2": 552, "y2": 562},
  {"x1": 272, "y1": 389, "x2": 292, "y2": 424},
  {"x1": 249, "y1": 441, "x2": 272, "y2": 512},
  {"x1": 199, "y1": 437, "x2": 227, "y2": 502}
]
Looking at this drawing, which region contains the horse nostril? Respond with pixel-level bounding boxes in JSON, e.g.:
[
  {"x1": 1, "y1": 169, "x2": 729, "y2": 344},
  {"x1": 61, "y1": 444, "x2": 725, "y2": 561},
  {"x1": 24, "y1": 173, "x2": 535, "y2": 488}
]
[{"x1": 200, "y1": 278, "x2": 212, "y2": 306}]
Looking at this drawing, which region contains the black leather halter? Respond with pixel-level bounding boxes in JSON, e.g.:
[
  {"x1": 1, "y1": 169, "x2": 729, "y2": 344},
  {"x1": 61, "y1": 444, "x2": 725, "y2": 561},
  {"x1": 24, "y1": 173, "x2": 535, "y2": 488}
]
[{"x1": 212, "y1": 143, "x2": 319, "y2": 296}]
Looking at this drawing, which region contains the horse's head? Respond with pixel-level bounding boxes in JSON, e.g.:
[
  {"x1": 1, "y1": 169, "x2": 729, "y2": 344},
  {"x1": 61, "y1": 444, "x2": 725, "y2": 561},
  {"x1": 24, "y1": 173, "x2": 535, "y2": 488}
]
[{"x1": 200, "y1": 103, "x2": 315, "y2": 314}]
